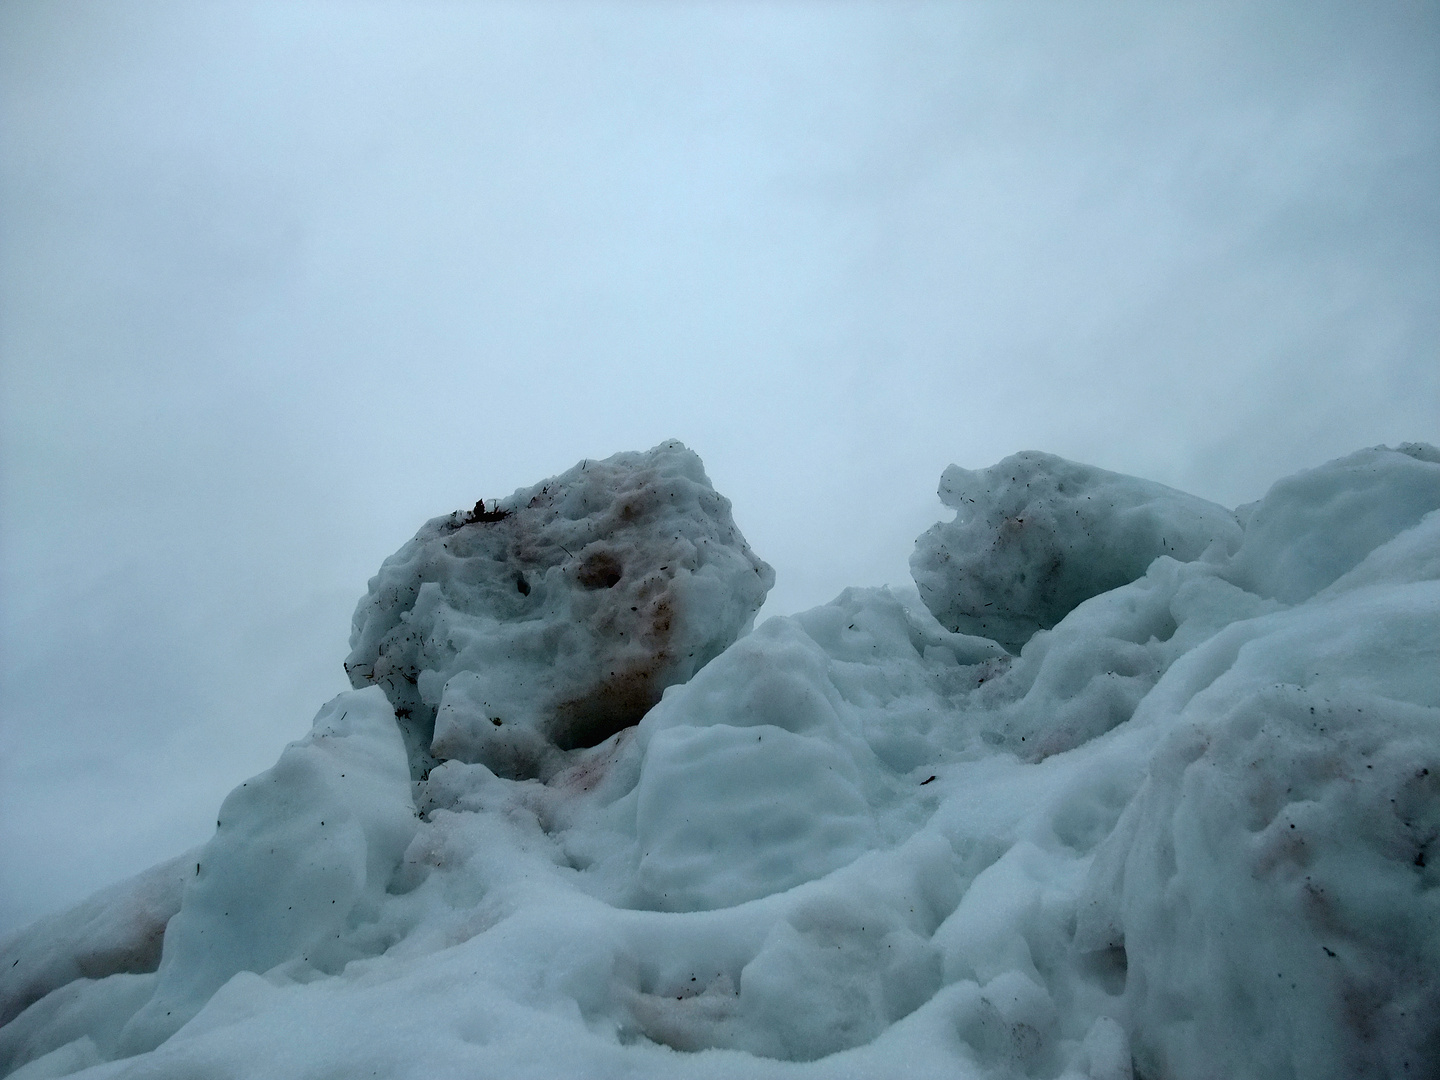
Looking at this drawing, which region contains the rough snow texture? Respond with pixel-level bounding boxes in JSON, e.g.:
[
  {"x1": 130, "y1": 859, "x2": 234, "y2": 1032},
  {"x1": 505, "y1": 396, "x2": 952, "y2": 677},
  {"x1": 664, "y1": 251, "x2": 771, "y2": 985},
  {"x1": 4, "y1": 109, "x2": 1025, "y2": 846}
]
[
  {"x1": 3, "y1": 443, "x2": 1438, "y2": 1080},
  {"x1": 345, "y1": 440, "x2": 775, "y2": 780},
  {"x1": 911, "y1": 451, "x2": 1243, "y2": 651}
]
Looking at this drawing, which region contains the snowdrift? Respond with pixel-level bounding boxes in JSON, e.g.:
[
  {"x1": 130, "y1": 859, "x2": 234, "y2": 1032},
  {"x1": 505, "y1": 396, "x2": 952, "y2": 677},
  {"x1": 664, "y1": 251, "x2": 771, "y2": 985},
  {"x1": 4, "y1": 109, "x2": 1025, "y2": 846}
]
[{"x1": 3, "y1": 440, "x2": 1437, "y2": 1080}]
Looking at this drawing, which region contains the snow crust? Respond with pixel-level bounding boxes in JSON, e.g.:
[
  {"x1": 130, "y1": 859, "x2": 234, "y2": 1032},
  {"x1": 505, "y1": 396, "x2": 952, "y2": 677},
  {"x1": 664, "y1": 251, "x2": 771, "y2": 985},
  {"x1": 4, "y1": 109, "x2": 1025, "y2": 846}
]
[{"x1": 3, "y1": 442, "x2": 1437, "y2": 1080}]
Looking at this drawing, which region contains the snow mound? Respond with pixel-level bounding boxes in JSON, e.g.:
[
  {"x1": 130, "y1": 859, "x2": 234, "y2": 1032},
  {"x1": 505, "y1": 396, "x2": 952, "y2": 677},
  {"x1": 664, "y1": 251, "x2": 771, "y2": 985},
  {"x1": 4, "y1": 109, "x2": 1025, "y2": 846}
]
[
  {"x1": 911, "y1": 451, "x2": 1242, "y2": 651},
  {"x1": 3, "y1": 443, "x2": 1437, "y2": 1080},
  {"x1": 345, "y1": 440, "x2": 774, "y2": 779},
  {"x1": 1226, "y1": 442, "x2": 1440, "y2": 603}
]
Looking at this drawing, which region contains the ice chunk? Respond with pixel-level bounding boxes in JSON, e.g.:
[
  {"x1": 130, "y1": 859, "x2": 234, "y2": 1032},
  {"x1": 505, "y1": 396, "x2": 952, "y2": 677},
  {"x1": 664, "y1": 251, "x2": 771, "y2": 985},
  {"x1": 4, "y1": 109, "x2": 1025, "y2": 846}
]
[
  {"x1": 732, "y1": 893, "x2": 941, "y2": 1060},
  {"x1": 1319, "y1": 507, "x2": 1440, "y2": 596},
  {"x1": 345, "y1": 440, "x2": 774, "y2": 779},
  {"x1": 6, "y1": 1036, "x2": 103, "y2": 1080},
  {"x1": 911, "y1": 451, "x2": 1241, "y2": 651},
  {"x1": 116, "y1": 688, "x2": 416, "y2": 1054},
  {"x1": 1076, "y1": 1016, "x2": 1134, "y2": 1080},
  {"x1": 954, "y1": 969, "x2": 1059, "y2": 1074},
  {"x1": 975, "y1": 557, "x2": 1279, "y2": 759},
  {"x1": 1226, "y1": 442, "x2": 1440, "y2": 604}
]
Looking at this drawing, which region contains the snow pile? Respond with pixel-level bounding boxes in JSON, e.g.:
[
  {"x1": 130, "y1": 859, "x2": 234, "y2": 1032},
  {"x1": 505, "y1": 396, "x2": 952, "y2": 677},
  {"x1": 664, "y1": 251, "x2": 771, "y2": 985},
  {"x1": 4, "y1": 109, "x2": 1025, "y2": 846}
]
[
  {"x1": 345, "y1": 440, "x2": 774, "y2": 780},
  {"x1": 2, "y1": 441, "x2": 1437, "y2": 1080}
]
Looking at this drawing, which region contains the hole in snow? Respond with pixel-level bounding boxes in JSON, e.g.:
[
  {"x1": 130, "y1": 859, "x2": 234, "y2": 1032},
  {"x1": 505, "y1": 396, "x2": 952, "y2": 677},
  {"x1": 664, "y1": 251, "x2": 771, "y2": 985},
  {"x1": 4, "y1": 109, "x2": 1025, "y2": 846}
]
[
  {"x1": 577, "y1": 551, "x2": 624, "y2": 589},
  {"x1": 1078, "y1": 943, "x2": 1128, "y2": 996}
]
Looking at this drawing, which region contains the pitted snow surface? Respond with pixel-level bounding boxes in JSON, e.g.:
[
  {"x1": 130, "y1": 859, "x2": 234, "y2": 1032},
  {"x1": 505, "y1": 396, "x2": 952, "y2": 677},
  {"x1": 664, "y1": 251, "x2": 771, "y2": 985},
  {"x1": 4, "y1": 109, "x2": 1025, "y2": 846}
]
[
  {"x1": 2, "y1": 443, "x2": 1437, "y2": 1080},
  {"x1": 345, "y1": 441, "x2": 774, "y2": 780}
]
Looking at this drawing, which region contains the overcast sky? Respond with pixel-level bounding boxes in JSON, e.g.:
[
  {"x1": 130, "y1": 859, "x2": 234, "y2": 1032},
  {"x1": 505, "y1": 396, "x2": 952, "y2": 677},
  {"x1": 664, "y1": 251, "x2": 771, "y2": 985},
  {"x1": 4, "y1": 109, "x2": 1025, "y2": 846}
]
[{"x1": 2, "y1": 0, "x2": 1437, "y2": 936}]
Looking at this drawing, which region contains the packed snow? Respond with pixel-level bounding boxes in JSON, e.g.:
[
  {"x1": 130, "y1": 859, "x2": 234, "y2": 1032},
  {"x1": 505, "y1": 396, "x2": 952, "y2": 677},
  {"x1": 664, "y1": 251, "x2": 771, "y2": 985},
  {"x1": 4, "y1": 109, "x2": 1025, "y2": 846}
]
[{"x1": 2, "y1": 441, "x2": 1436, "y2": 1080}]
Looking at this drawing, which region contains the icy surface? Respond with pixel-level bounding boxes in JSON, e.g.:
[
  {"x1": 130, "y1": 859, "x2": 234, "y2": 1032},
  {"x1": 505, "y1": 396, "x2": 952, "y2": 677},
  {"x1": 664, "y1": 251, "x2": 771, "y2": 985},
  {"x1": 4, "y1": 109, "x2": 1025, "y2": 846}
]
[
  {"x1": 345, "y1": 440, "x2": 774, "y2": 780},
  {"x1": 3, "y1": 444, "x2": 1437, "y2": 1080}
]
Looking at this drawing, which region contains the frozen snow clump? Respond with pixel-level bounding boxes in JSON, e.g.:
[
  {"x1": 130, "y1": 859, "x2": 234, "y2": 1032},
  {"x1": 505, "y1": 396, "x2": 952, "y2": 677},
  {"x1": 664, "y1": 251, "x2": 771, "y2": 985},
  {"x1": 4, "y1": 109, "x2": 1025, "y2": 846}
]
[
  {"x1": 346, "y1": 440, "x2": 774, "y2": 779},
  {"x1": 911, "y1": 451, "x2": 1242, "y2": 651},
  {"x1": 3, "y1": 441, "x2": 1437, "y2": 1080}
]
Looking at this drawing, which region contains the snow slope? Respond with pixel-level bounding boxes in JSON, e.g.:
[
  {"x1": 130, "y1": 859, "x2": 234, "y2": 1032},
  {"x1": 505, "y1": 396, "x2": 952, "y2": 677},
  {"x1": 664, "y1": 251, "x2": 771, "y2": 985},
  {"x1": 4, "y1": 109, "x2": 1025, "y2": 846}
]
[{"x1": 2, "y1": 441, "x2": 1436, "y2": 1080}]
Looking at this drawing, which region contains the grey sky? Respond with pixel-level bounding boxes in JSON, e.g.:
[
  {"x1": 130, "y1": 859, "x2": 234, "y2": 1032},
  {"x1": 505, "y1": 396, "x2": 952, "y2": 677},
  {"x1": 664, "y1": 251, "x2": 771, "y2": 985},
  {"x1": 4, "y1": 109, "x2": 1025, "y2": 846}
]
[{"x1": 2, "y1": 0, "x2": 1436, "y2": 935}]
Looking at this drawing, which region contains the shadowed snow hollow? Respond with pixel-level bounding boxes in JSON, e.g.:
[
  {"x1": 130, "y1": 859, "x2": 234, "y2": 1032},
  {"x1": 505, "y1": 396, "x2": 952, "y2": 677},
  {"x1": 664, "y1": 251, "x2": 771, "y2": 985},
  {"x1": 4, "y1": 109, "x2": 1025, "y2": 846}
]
[{"x1": 2, "y1": 443, "x2": 1437, "y2": 1080}]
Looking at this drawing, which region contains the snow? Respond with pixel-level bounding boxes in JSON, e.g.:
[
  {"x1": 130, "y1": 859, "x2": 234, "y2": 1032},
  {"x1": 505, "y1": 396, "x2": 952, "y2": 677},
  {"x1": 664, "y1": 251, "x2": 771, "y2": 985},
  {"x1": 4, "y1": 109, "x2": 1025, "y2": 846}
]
[
  {"x1": 1227, "y1": 442, "x2": 1440, "y2": 604},
  {"x1": 2, "y1": 440, "x2": 1437, "y2": 1080},
  {"x1": 0, "y1": 857, "x2": 194, "y2": 1031},
  {"x1": 1088, "y1": 579, "x2": 1440, "y2": 1079},
  {"x1": 345, "y1": 440, "x2": 774, "y2": 781},
  {"x1": 115, "y1": 688, "x2": 418, "y2": 1057},
  {"x1": 911, "y1": 451, "x2": 1244, "y2": 652}
]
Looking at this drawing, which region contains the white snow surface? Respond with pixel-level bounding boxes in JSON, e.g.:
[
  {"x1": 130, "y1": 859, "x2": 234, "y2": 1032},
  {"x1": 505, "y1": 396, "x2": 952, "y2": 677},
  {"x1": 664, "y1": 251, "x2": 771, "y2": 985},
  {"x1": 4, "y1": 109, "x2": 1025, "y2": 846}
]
[{"x1": 2, "y1": 442, "x2": 1437, "y2": 1080}]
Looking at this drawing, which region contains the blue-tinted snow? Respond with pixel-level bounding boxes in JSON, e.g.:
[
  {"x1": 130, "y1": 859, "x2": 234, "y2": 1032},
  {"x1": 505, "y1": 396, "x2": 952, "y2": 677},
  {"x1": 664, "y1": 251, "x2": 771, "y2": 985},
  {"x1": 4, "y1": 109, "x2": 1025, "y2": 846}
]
[{"x1": 1, "y1": 444, "x2": 1435, "y2": 1080}]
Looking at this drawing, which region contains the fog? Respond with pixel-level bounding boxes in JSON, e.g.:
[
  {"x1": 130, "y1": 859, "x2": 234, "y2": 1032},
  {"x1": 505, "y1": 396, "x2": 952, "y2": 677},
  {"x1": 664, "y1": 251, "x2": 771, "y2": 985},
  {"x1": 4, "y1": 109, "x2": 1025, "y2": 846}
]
[{"x1": 2, "y1": 0, "x2": 1436, "y2": 936}]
